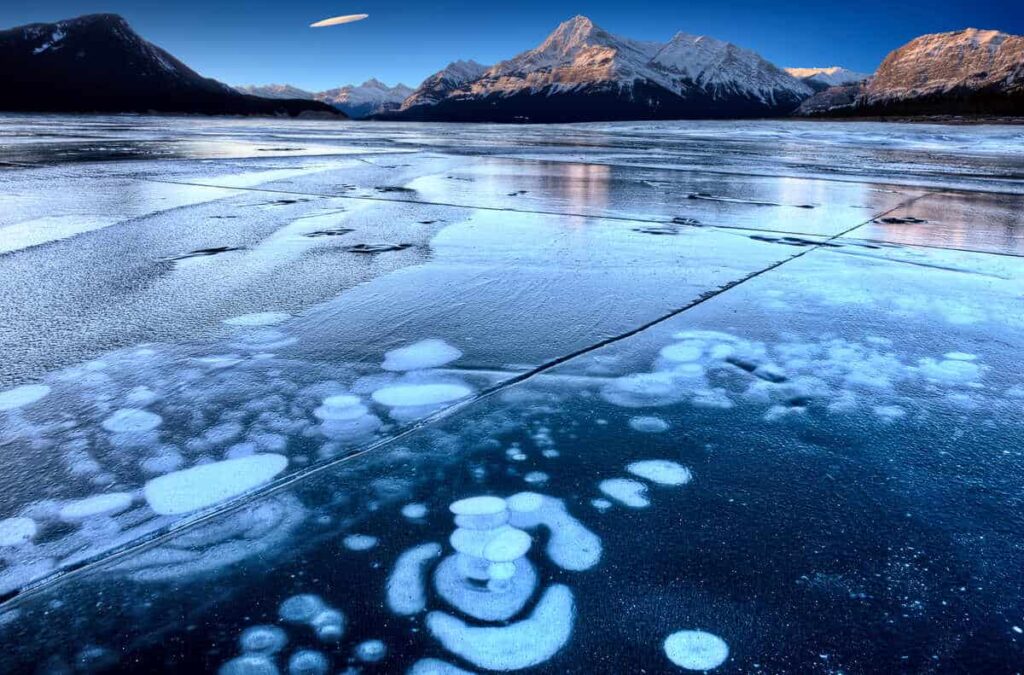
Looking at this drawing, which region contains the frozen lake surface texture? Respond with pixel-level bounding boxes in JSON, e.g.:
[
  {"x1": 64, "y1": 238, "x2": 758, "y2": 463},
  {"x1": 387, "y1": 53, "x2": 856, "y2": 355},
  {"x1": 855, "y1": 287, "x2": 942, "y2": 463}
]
[{"x1": 0, "y1": 116, "x2": 1022, "y2": 673}]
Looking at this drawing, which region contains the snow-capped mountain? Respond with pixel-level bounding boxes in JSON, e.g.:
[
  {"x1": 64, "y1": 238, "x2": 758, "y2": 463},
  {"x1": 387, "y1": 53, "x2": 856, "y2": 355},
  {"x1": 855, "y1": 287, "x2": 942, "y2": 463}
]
[
  {"x1": 799, "y1": 28, "x2": 1024, "y2": 117},
  {"x1": 0, "y1": 14, "x2": 341, "y2": 117},
  {"x1": 387, "y1": 16, "x2": 813, "y2": 122},
  {"x1": 318, "y1": 79, "x2": 415, "y2": 118},
  {"x1": 398, "y1": 60, "x2": 490, "y2": 110},
  {"x1": 785, "y1": 66, "x2": 872, "y2": 91},
  {"x1": 235, "y1": 84, "x2": 316, "y2": 100}
]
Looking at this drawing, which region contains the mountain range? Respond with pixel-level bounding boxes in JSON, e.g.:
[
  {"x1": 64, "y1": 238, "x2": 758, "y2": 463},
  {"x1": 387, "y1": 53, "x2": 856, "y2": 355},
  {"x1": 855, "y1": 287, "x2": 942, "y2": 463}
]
[
  {"x1": 1, "y1": 13, "x2": 1021, "y2": 121},
  {"x1": 235, "y1": 79, "x2": 414, "y2": 119},
  {"x1": 0, "y1": 14, "x2": 339, "y2": 117},
  {"x1": 380, "y1": 16, "x2": 815, "y2": 122}
]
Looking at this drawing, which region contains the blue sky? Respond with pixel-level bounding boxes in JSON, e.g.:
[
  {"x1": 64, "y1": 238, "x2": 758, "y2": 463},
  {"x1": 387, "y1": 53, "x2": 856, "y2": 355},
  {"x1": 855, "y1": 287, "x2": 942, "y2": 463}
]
[{"x1": 3, "y1": 1, "x2": 1022, "y2": 91}]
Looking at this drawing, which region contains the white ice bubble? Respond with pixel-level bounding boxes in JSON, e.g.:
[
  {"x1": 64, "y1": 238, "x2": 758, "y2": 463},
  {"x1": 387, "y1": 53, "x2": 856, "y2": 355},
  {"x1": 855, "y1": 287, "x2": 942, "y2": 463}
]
[
  {"x1": 219, "y1": 654, "x2": 279, "y2": 675},
  {"x1": 427, "y1": 584, "x2": 575, "y2": 671},
  {"x1": 507, "y1": 494, "x2": 601, "y2": 571},
  {"x1": 343, "y1": 534, "x2": 378, "y2": 551},
  {"x1": 450, "y1": 496, "x2": 506, "y2": 516},
  {"x1": 355, "y1": 639, "x2": 387, "y2": 663},
  {"x1": 523, "y1": 471, "x2": 549, "y2": 485},
  {"x1": 143, "y1": 454, "x2": 288, "y2": 516},
  {"x1": 664, "y1": 630, "x2": 729, "y2": 671},
  {"x1": 482, "y1": 528, "x2": 532, "y2": 562},
  {"x1": 450, "y1": 525, "x2": 521, "y2": 559},
  {"x1": 288, "y1": 649, "x2": 328, "y2": 675},
  {"x1": 629, "y1": 416, "x2": 670, "y2": 433},
  {"x1": 239, "y1": 625, "x2": 288, "y2": 655},
  {"x1": 59, "y1": 493, "x2": 134, "y2": 522},
  {"x1": 101, "y1": 408, "x2": 163, "y2": 433},
  {"x1": 387, "y1": 542, "x2": 442, "y2": 615},
  {"x1": 660, "y1": 342, "x2": 705, "y2": 363},
  {"x1": 0, "y1": 517, "x2": 37, "y2": 546},
  {"x1": 599, "y1": 478, "x2": 650, "y2": 508},
  {"x1": 311, "y1": 609, "x2": 346, "y2": 643},
  {"x1": 601, "y1": 373, "x2": 687, "y2": 408},
  {"x1": 401, "y1": 503, "x2": 428, "y2": 520},
  {"x1": 918, "y1": 357, "x2": 981, "y2": 384},
  {"x1": 506, "y1": 492, "x2": 543, "y2": 513},
  {"x1": 627, "y1": 460, "x2": 693, "y2": 486},
  {"x1": 223, "y1": 312, "x2": 291, "y2": 327},
  {"x1": 279, "y1": 594, "x2": 326, "y2": 623},
  {"x1": 434, "y1": 554, "x2": 537, "y2": 622},
  {"x1": 408, "y1": 659, "x2": 476, "y2": 675},
  {"x1": 591, "y1": 498, "x2": 612, "y2": 511},
  {"x1": 372, "y1": 383, "x2": 473, "y2": 408},
  {"x1": 944, "y1": 352, "x2": 976, "y2": 361},
  {"x1": 0, "y1": 384, "x2": 50, "y2": 412},
  {"x1": 382, "y1": 339, "x2": 463, "y2": 371}
]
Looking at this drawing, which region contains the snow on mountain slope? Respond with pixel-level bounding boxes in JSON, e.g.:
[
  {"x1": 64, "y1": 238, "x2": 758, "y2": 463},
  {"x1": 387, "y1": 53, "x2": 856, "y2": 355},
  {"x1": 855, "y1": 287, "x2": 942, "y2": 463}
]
[
  {"x1": 399, "y1": 60, "x2": 489, "y2": 109},
  {"x1": 799, "y1": 28, "x2": 1024, "y2": 117},
  {"x1": 785, "y1": 66, "x2": 872, "y2": 88},
  {"x1": 392, "y1": 16, "x2": 812, "y2": 121},
  {"x1": 318, "y1": 79, "x2": 414, "y2": 118},
  {"x1": 235, "y1": 84, "x2": 316, "y2": 100},
  {"x1": 651, "y1": 32, "x2": 813, "y2": 103}
]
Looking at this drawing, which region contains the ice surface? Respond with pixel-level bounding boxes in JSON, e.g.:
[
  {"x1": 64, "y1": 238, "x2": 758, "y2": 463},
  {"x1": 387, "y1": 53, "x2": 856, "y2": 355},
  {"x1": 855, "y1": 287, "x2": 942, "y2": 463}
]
[
  {"x1": 663, "y1": 630, "x2": 730, "y2": 670},
  {"x1": 382, "y1": 339, "x2": 463, "y2": 371},
  {"x1": 143, "y1": 454, "x2": 288, "y2": 515}
]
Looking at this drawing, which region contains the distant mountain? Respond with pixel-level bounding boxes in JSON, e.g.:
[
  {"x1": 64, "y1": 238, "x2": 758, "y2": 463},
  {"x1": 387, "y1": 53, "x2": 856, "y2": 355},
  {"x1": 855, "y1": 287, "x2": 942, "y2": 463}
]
[
  {"x1": 385, "y1": 16, "x2": 813, "y2": 122},
  {"x1": 785, "y1": 66, "x2": 872, "y2": 91},
  {"x1": 235, "y1": 84, "x2": 317, "y2": 100},
  {"x1": 0, "y1": 14, "x2": 342, "y2": 117},
  {"x1": 799, "y1": 29, "x2": 1024, "y2": 117},
  {"x1": 317, "y1": 79, "x2": 415, "y2": 118}
]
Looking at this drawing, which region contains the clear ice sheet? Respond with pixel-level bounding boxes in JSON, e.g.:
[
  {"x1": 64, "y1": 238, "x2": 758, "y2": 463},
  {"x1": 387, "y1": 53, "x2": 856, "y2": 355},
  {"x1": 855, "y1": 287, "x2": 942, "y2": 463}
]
[{"x1": 0, "y1": 115, "x2": 1022, "y2": 673}]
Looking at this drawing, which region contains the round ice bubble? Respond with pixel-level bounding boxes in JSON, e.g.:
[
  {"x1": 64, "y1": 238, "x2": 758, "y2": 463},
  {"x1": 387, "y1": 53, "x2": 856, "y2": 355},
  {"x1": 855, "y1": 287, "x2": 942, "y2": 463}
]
[
  {"x1": 288, "y1": 649, "x2": 328, "y2": 675},
  {"x1": 223, "y1": 312, "x2": 291, "y2": 327},
  {"x1": 220, "y1": 655, "x2": 279, "y2": 675},
  {"x1": 627, "y1": 460, "x2": 692, "y2": 486},
  {"x1": 599, "y1": 478, "x2": 650, "y2": 508},
  {"x1": 343, "y1": 534, "x2": 378, "y2": 551},
  {"x1": 660, "y1": 343, "x2": 705, "y2": 363},
  {"x1": 382, "y1": 339, "x2": 463, "y2": 371},
  {"x1": 664, "y1": 630, "x2": 729, "y2": 670},
  {"x1": 101, "y1": 408, "x2": 162, "y2": 433},
  {"x1": 482, "y1": 528, "x2": 532, "y2": 562},
  {"x1": 355, "y1": 639, "x2": 387, "y2": 663},
  {"x1": 523, "y1": 471, "x2": 549, "y2": 485},
  {"x1": 144, "y1": 454, "x2": 288, "y2": 516},
  {"x1": 450, "y1": 496, "x2": 506, "y2": 516},
  {"x1": 0, "y1": 384, "x2": 50, "y2": 412},
  {"x1": 0, "y1": 517, "x2": 37, "y2": 547},
  {"x1": 629, "y1": 416, "x2": 670, "y2": 433},
  {"x1": 279, "y1": 594, "x2": 325, "y2": 623},
  {"x1": 239, "y1": 625, "x2": 288, "y2": 655},
  {"x1": 506, "y1": 492, "x2": 543, "y2": 513},
  {"x1": 402, "y1": 503, "x2": 428, "y2": 519},
  {"x1": 59, "y1": 493, "x2": 134, "y2": 522},
  {"x1": 371, "y1": 383, "x2": 472, "y2": 408}
]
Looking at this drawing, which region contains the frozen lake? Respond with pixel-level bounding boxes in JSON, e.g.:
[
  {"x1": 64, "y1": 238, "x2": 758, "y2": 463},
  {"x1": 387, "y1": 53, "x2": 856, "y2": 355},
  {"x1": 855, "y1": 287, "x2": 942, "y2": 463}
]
[{"x1": 0, "y1": 115, "x2": 1022, "y2": 673}]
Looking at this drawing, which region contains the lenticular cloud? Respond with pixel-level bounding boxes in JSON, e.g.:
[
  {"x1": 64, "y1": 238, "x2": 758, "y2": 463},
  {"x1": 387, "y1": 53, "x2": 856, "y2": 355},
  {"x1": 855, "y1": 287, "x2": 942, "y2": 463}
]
[{"x1": 310, "y1": 14, "x2": 368, "y2": 28}]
